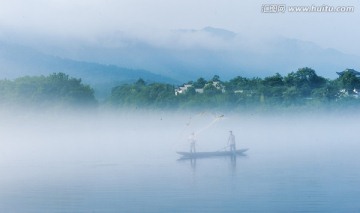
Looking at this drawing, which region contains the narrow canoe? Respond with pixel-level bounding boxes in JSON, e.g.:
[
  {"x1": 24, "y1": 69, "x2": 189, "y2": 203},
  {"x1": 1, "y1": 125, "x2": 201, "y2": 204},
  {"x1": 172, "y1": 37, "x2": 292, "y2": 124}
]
[{"x1": 177, "y1": 148, "x2": 248, "y2": 159}]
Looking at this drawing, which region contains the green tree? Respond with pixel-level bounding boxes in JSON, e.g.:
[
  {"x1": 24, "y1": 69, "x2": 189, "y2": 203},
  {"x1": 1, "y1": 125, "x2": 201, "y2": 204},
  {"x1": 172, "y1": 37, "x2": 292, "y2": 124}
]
[
  {"x1": 212, "y1": 75, "x2": 220, "y2": 82},
  {"x1": 337, "y1": 71, "x2": 360, "y2": 93},
  {"x1": 284, "y1": 67, "x2": 326, "y2": 101},
  {"x1": 0, "y1": 73, "x2": 96, "y2": 107},
  {"x1": 285, "y1": 67, "x2": 326, "y2": 89},
  {"x1": 184, "y1": 86, "x2": 196, "y2": 96},
  {"x1": 135, "y1": 78, "x2": 146, "y2": 86},
  {"x1": 193, "y1": 77, "x2": 207, "y2": 89},
  {"x1": 203, "y1": 84, "x2": 222, "y2": 96},
  {"x1": 110, "y1": 82, "x2": 177, "y2": 108}
]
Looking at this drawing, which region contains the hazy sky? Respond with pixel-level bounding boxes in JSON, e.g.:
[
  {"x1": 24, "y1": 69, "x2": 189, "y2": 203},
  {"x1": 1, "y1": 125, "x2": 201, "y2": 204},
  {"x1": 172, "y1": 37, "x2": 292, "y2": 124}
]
[{"x1": 0, "y1": 0, "x2": 359, "y2": 55}]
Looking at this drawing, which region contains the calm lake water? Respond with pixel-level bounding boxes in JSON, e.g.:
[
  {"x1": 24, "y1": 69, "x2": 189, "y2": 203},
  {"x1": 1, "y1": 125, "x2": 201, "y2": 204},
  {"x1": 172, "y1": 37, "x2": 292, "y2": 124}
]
[{"x1": 1, "y1": 111, "x2": 360, "y2": 212}]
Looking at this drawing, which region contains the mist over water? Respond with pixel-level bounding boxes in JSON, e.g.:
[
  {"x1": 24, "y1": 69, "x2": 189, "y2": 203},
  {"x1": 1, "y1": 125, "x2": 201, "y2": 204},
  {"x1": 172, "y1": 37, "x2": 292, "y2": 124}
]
[{"x1": 1, "y1": 109, "x2": 360, "y2": 212}]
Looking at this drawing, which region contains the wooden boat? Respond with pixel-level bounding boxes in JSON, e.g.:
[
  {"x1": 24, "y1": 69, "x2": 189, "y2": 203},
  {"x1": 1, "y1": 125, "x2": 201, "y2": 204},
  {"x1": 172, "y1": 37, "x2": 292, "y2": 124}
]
[{"x1": 177, "y1": 148, "x2": 248, "y2": 159}]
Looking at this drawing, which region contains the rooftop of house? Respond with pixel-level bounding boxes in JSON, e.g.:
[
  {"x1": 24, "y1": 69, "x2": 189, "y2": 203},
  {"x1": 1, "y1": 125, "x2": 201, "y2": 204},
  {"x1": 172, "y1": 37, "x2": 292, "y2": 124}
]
[{"x1": 336, "y1": 69, "x2": 360, "y2": 76}]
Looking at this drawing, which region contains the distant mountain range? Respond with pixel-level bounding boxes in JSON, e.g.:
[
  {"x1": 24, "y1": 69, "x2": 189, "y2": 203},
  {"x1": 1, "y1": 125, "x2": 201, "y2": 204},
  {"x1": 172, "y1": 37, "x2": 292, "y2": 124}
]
[
  {"x1": 0, "y1": 41, "x2": 178, "y2": 99},
  {"x1": 22, "y1": 26, "x2": 358, "y2": 80},
  {"x1": 1, "y1": 26, "x2": 360, "y2": 98}
]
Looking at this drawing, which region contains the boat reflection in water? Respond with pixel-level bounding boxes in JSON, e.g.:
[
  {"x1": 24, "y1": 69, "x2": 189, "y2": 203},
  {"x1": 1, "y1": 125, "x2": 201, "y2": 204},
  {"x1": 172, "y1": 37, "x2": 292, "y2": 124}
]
[
  {"x1": 177, "y1": 148, "x2": 248, "y2": 169},
  {"x1": 177, "y1": 148, "x2": 248, "y2": 159}
]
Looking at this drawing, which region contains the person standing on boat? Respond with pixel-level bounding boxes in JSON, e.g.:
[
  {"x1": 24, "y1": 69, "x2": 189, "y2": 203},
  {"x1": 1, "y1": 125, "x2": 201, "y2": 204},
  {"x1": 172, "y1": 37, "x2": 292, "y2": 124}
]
[
  {"x1": 228, "y1": 131, "x2": 236, "y2": 153},
  {"x1": 189, "y1": 132, "x2": 196, "y2": 153}
]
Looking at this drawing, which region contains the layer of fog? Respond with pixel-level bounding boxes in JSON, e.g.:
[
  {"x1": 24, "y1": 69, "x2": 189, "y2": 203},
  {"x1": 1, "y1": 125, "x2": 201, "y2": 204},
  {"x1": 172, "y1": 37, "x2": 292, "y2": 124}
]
[{"x1": 1, "y1": 109, "x2": 359, "y2": 173}]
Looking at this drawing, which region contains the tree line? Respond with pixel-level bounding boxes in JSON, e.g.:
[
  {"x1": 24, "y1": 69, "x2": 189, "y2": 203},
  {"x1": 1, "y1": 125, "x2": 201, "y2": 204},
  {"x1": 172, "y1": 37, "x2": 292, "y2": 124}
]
[
  {"x1": 1, "y1": 68, "x2": 360, "y2": 110},
  {"x1": 110, "y1": 67, "x2": 360, "y2": 110},
  {"x1": 0, "y1": 73, "x2": 97, "y2": 108}
]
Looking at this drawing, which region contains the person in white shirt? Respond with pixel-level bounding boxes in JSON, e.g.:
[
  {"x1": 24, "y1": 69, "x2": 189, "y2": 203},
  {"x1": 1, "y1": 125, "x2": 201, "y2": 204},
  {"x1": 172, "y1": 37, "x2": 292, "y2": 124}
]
[
  {"x1": 189, "y1": 132, "x2": 196, "y2": 153},
  {"x1": 228, "y1": 130, "x2": 236, "y2": 153}
]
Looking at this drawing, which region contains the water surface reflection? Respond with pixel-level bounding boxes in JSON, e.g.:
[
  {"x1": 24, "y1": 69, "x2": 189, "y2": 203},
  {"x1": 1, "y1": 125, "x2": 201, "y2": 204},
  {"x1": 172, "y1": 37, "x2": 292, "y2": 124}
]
[{"x1": 1, "y1": 112, "x2": 360, "y2": 212}]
